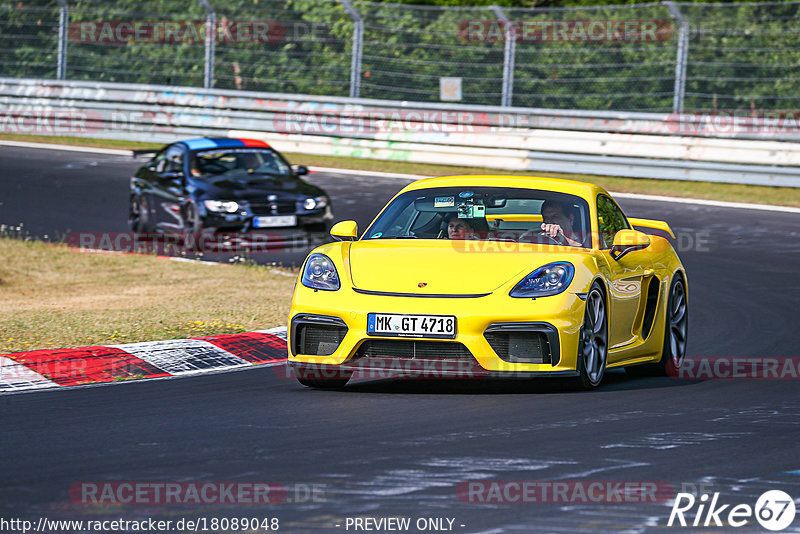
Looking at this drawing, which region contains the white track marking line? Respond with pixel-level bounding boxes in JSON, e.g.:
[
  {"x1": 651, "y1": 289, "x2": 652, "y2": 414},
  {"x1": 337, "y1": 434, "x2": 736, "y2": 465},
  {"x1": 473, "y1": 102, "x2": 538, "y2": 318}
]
[{"x1": 0, "y1": 140, "x2": 132, "y2": 156}]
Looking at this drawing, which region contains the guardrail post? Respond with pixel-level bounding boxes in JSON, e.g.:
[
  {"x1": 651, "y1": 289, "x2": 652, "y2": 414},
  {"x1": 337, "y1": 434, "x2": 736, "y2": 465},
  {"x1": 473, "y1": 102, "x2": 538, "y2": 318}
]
[
  {"x1": 198, "y1": 0, "x2": 216, "y2": 89},
  {"x1": 338, "y1": 0, "x2": 363, "y2": 99},
  {"x1": 56, "y1": 0, "x2": 68, "y2": 80},
  {"x1": 490, "y1": 5, "x2": 515, "y2": 107},
  {"x1": 664, "y1": 1, "x2": 688, "y2": 113}
]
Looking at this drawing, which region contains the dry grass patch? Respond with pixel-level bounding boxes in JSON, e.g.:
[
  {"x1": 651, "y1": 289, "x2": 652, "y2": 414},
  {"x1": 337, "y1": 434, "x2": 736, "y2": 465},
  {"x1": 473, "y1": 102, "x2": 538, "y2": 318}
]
[{"x1": 0, "y1": 238, "x2": 296, "y2": 353}]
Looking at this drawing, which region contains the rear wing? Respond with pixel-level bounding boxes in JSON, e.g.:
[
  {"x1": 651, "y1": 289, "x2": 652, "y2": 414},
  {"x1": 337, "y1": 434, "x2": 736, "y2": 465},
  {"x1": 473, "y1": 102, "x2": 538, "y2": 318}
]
[{"x1": 628, "y1": 217, "x2": 675, "y2": 239}]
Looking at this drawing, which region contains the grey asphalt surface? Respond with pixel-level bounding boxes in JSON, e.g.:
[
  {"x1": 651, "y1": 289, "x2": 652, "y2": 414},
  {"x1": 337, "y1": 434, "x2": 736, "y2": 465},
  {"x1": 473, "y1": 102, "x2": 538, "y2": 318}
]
[{"x1": 1, "y1": 145, "x2": 800, "y2": 533}]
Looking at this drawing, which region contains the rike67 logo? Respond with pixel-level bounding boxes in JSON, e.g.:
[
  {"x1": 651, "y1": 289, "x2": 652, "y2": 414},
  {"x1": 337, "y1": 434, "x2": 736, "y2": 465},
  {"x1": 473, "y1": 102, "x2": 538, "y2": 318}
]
[{"x1": 668, "y1": 490, "x2": 796, "y2": 531}]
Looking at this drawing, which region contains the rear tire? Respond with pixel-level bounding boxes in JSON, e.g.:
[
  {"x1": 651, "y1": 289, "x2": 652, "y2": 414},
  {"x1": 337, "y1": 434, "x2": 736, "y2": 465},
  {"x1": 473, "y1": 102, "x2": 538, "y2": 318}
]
[
  {"x1": 576, "y1": 283, "x2": 608, "y2": 390},
  {"x1": 625, "y1": 274, "x2": 688, "y2": 377}
]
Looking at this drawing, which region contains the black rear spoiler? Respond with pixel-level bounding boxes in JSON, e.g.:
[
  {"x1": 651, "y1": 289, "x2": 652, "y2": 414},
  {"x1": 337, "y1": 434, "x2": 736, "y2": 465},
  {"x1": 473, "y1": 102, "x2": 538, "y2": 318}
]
[{"x1": 132, "y1": 149, "x2": 158, "y2": 158}]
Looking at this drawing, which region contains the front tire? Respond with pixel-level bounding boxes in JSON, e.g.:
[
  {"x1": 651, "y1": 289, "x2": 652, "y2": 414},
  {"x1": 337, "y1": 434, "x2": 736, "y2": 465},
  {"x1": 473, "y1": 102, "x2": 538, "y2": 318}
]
[
  {"x1": 129, "y1": 195, "x2": 148, "y2": 232},
  {"x1": 295, "y1": 366, "x2": 352, "y2": 389},
  {"x1": 184, "y1": 202, "x2": 203, "y2": 233},
  {"x1": 576, "y1": 283, "x2": 608, "y2": 390}
]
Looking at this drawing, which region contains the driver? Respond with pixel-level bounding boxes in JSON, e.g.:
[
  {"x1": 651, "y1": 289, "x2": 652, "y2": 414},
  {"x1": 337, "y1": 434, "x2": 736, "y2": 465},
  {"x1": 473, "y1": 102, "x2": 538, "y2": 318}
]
[{"x1": 540, "y1": 200, "x2": 583, "y2": 246}]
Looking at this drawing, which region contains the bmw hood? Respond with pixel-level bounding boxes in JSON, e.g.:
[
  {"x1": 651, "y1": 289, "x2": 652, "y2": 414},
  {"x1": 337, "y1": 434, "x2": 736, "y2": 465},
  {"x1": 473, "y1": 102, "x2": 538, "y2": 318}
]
[
  {"x1": 196, "y1": 173, "x2": 322, "y2": 201},
  {"x1": 347, "y1": 240, "x2": 563, "y2": 295}
]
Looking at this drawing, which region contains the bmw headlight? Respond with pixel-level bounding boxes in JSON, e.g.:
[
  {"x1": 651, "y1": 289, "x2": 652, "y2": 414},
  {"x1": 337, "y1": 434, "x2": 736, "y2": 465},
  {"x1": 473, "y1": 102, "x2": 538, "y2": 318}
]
[
  {"x1": 301, "y1": 253, "x2": 340, "y2": 291},
  {"x1": 510, "y1": 262, "x2": 574, "y2": 298},
  {"x1": 303, "y1": 196, "x2": 329, "y2": 210},
  {"x1": 203, "y1": 200, "x2": 239, "y2": 213}
]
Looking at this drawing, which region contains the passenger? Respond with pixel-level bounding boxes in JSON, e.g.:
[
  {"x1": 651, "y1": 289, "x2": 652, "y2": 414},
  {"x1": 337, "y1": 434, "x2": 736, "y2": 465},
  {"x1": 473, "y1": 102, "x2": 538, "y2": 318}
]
[
  {"x1": 444, "y1": 213, "x2": 477, "y2": 240},
  {"x1": 540, "y1": 200, "x2": 583, "y2": 246}
]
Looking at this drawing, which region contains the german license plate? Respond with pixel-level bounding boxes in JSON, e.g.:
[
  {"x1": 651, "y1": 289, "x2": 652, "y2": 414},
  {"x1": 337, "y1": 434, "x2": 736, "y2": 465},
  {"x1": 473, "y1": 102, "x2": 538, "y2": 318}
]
[
  {"x1": 367, "y1": 313, "x2": 456, "y2": 339},
  {"x1": 253, "y1": 215, "x2": 297, "y2": 228}
]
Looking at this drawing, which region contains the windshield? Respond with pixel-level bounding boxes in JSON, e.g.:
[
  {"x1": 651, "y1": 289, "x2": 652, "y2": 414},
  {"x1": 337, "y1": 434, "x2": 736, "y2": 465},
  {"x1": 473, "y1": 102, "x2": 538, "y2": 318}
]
[
  {"x1": 190, "y1": 148, "x2": 291, "y2": 177},
  {"x1": 364, "y1": 186, "x2": 591, "y2": 248}
]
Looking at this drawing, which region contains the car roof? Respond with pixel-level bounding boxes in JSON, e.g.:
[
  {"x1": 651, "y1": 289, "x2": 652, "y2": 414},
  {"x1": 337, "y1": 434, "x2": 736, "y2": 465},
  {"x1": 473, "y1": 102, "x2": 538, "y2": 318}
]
[
  {"x1": 178, "y1": 138, "x2": 271, "y2": 151},
  {"x1": 402, "y1": 175, "x2": 610, "y2": 202}
]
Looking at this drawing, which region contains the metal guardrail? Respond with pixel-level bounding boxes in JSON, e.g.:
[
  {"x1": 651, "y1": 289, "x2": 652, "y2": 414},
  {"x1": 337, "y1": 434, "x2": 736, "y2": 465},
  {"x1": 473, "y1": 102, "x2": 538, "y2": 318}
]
[{"x1": 1, "y1": 78, "x2": 799, "y2": 187}]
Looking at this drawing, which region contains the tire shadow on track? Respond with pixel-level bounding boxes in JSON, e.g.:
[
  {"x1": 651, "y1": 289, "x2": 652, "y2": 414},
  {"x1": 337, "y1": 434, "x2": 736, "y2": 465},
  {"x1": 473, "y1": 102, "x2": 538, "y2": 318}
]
[{"x1": 299, "y1": 371, "x2": 703, "y2": 395}]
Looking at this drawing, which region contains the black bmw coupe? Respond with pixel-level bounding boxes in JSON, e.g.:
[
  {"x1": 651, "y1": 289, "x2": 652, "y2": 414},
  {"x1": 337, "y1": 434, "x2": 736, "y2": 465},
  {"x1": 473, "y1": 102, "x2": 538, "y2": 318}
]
[{"x1": 129, "y1": 137, "x2": 333, "y2": 234}]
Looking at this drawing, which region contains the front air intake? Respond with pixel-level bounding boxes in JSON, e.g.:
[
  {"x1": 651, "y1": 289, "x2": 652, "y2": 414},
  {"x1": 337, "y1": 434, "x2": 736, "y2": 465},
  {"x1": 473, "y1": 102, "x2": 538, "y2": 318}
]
[
  {"x1": 355, "y1": 340, "x2": 474, "y2": 361},
  {"x1": 291, "y1": 315, "x2": 348, "y2": 356}
]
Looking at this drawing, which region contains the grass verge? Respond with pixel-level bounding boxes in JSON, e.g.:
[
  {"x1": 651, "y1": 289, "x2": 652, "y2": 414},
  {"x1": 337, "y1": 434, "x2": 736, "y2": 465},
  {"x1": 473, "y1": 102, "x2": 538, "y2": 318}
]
[
  {"x1": 0, "y1": 237, "x2": 295, "y2": 354},
  {"x1": 2, "y1": 133, "x2": 798, "y2": 207}
]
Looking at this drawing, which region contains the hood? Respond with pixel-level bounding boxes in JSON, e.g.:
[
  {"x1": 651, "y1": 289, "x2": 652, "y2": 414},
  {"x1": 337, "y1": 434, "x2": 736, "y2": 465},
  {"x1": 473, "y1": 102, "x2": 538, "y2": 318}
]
[
  {"x1": 194, "y1": 173, "x2": 322, "y2": 201},
  {"x1": 348, "y1": 240, "x2": 565, "y2": 295}
]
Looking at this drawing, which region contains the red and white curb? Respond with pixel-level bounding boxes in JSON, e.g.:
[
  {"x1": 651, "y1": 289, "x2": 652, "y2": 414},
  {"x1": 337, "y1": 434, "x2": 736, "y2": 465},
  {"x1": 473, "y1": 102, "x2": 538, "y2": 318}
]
[{"x1": 0, "y1": 327, "x2": 288, "y2": 393}]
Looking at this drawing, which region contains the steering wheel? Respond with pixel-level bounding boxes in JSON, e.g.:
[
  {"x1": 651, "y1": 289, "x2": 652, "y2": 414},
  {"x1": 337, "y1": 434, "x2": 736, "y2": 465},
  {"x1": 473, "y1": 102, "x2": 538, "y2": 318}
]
[{"x1": 539, "y1": 231, "x2": 566, "y2": 245}]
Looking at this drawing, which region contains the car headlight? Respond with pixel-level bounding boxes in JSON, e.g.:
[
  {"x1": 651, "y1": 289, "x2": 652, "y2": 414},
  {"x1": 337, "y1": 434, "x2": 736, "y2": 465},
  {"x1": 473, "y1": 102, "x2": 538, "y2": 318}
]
[
  {"x1": 303, "y1": 196, "x2": 329, "y2": 210},
  {"x1": 301, "y1": 253, "x2": 340, "y2": 291},
  {"x1": 204, "y1": 200, "x2": 239, "y2": 213},
  {"x1": 510, "y1": 262, "x2": 574, "y2": 298}
]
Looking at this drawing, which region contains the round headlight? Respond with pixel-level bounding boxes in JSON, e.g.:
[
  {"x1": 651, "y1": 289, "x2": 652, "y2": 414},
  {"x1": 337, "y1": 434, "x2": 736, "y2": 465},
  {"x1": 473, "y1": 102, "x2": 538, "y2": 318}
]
[{"x1": 301, "y1": 253, "x2": 340, "y2": 291}]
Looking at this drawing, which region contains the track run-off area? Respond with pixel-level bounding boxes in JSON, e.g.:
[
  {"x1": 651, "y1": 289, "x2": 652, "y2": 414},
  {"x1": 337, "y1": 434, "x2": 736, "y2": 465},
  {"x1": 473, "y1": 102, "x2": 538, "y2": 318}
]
[{"x1": 1, "y1": 145, "x2": 800, "y2": 533}]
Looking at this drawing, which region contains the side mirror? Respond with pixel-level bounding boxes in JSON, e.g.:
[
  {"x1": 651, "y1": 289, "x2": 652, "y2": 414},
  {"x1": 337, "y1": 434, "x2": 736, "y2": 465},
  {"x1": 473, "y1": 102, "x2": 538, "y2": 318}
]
[
  {"x1": 293, "y1": 165, "x2": 309, "y2": 176},
  {"x1": 610, "y1": 229, "x2": 650, "y2": 261},
  {"x1": 161, "y1": 171, "x2": 183, "y2": 180},
  {"x1": 330, "y1": 220, "x2": 358, "y2": 241}
]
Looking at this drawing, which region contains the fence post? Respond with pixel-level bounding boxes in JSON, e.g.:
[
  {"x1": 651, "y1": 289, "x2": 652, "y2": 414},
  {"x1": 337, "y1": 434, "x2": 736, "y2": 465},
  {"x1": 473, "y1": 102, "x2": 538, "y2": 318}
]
[
  {"x1": 664, "y1": 1, "x2": 688, "y2": 113},
  {"x1": 197, "y1": 0, "x2": 216, "y2": 89},
  {"x1": 338, "y1": 0, "x2": 363, "y2": 99},
  {"x1": 490, "y1": 5, "x2": 515, "y2": 107},
  {"x1": 56, "y1": 0, "x2": 68, "y2": 80}
]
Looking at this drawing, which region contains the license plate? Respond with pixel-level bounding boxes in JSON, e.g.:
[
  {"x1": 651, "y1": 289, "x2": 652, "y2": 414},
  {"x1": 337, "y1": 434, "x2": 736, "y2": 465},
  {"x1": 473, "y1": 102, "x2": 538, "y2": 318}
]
[
  {"x1": 253, "y1": 215, "x2": 297, "y2": 228},
  {"x1": 367, "y1": 313, "x2": 456, "y2": 339}
]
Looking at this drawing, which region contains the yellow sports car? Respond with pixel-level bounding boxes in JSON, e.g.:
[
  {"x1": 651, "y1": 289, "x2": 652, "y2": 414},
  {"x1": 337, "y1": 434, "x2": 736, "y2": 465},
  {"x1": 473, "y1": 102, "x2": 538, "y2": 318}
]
[{"x1": 287, "y1": 175, "x2": 688, "y2": 390}]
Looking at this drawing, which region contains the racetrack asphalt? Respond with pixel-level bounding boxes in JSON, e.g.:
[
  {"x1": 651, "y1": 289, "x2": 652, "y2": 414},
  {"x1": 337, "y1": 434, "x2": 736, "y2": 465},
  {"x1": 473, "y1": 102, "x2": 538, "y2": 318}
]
[{"x1": 2, "y1": 146, "x2": 800, "y2": 533}]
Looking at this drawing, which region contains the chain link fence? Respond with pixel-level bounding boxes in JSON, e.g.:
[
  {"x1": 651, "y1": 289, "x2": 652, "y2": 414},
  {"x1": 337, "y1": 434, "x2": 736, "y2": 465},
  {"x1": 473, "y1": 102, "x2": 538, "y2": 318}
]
[{"x1": 1, "y1": 0, "x2": 799, "y2": 112}]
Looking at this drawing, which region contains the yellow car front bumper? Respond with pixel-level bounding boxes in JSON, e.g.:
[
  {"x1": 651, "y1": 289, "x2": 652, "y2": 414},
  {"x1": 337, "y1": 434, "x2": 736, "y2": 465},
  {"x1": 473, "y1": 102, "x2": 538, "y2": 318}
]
[{"x1": 287, "y1": 287, "x2": 587, "y2": 377}]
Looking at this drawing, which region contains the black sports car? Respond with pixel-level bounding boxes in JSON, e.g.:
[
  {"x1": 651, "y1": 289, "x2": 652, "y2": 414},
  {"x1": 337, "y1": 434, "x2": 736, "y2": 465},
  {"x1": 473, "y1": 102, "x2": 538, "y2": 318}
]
[{"x1": 129, "y1": 137, "x2": 333, "y2": 234}]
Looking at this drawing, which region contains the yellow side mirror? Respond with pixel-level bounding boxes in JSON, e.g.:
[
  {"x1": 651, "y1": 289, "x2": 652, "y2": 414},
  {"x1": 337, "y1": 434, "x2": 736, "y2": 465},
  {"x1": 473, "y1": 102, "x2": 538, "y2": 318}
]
[
  {"x1": 330, "y1": 220, "x2": 358, "y2": 241},
  {"x1": 611, "y1": 229, "x2": 651, "y2": 260}
]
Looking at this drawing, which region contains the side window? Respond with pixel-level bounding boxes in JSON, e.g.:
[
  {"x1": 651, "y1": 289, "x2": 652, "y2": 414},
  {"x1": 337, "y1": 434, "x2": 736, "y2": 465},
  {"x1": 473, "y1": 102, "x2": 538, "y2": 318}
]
[
  {"x1": 151, "y1": 148, "x2": 168, "y2": 172},
  {"x1": 597, "y1": 195, "x2": 629, "y2": 249},
  {"x1": 164, "y1": 145, "x2": 185, "y2": 173}
]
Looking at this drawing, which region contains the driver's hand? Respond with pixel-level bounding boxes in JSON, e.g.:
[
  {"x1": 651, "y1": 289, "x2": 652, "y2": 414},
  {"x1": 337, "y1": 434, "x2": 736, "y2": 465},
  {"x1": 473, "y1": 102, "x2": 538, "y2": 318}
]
[{"x1": 540, "y1": 223, "x2": 565, "y2": 240}]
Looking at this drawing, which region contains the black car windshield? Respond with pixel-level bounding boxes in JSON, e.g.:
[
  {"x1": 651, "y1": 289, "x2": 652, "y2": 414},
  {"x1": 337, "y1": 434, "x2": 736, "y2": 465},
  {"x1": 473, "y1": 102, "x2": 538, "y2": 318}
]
[
  {"x1": 364, "y1": 186, "x2": 591, "y2": 248},
  {"x1": 191, "y1": 148, "x2": 291, "y2": 177}
]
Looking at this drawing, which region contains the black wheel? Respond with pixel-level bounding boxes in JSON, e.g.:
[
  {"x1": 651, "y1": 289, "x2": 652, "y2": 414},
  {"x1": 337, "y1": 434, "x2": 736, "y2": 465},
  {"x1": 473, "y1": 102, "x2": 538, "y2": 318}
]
[
  {"x1": 657, "y1": 275, "x2": 688, "y2": 376},
  {"x1": 184, "y1": 203, "x2": 203, "y2": 233},
  {"x1": 128, "y1": 195, "x2": 148, "y2": 232},
  {"x1": 577, "y1": 283, "x2": 608, "y2": 390},
  {"x1": 625, "y1": 274, "x2": 688, "y2": 378},
  {"x1": 295, "y1": 366, "x2": 352, "y2": 389}
]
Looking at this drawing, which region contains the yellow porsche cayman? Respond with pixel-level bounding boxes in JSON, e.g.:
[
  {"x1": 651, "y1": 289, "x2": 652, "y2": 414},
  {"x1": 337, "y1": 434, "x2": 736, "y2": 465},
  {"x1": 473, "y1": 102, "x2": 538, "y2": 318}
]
[{"x1": 288, "y1": 176, "x2": 688, "y2": 390}]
